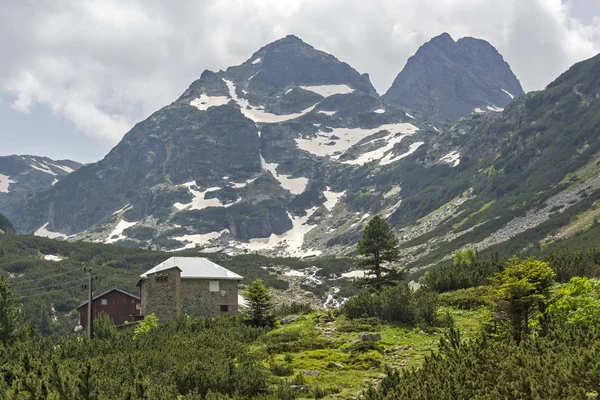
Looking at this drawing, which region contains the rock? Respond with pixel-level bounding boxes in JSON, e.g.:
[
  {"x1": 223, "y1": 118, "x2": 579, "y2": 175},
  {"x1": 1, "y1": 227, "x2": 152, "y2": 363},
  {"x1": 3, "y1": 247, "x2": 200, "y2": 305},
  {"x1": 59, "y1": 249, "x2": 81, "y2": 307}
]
[
  {"x1": 280, "y1": 315, "x2": 299, "y2": 325},
  {"x1": 327, "y1": 361, "x2": 344, "y2": 369},
  {"x1": 290, "y1": 385, "x2": 309, "y2": 392},
  {"x1": 360, "y1": 332, "x2": 381, "y2": 342},
  {"x1": 393, "y1": 345, "x2": 411, "y2": 351},
  {"x1": 302, "y1": 370, "x2": 321, "y2": 377}
]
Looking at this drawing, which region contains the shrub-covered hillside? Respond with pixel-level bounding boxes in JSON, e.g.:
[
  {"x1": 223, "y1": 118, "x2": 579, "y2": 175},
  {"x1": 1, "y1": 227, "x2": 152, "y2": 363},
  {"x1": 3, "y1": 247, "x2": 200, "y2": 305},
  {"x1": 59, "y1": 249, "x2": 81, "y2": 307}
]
[{"x1": 0, "y1": 234, "x2": 357, "y2": 335}]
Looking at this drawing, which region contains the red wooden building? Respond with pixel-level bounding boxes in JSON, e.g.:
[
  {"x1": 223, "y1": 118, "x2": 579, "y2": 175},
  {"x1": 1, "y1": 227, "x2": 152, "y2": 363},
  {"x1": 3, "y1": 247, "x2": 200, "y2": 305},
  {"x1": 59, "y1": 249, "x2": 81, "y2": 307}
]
[{"x1": 76, "y1": 287, "x2": 141, "y2": 328}]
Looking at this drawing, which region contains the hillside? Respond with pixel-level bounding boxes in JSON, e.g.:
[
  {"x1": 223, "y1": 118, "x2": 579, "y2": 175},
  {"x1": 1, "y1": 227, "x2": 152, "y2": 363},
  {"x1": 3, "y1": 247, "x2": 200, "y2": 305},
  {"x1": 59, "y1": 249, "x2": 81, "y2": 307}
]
[
  {"x1": 0, "y1": 234, "x2": 364, "y2": 334},
  {"x1": 0, "y1": 213, "x2": 14, "y2": 234},
  {"x1": 383, "y1": 32, "x2": 524, "y2": 120},
  {"x1": 2, "y1": 241, "x2": 600, "y2": 398}
]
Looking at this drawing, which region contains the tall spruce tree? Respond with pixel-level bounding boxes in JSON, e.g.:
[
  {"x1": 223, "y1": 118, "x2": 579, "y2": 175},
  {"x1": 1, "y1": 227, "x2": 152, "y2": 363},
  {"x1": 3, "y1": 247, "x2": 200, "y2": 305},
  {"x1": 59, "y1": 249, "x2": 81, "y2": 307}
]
[{"x1": 356, "y1": 216, "x2": 403, "y2": 290}]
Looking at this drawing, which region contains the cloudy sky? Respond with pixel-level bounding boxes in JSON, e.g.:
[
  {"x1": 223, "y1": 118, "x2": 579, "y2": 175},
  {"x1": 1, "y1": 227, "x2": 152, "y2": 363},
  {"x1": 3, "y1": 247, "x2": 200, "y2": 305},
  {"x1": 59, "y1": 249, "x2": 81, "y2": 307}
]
[{"x1": 1, "y1": 0, "x2": 599, "y2": 163}]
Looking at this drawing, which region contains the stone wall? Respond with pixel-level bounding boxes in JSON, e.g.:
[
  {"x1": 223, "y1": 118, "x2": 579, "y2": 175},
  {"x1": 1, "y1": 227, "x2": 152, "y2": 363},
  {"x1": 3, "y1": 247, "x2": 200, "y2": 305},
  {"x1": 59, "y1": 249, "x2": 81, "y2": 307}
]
[
  {"x1": 140, "y1": 267, "x2": 182, "y2": 322},
  {"x1": 181, "y1": 279, "x2": 239, "y2": 317}
]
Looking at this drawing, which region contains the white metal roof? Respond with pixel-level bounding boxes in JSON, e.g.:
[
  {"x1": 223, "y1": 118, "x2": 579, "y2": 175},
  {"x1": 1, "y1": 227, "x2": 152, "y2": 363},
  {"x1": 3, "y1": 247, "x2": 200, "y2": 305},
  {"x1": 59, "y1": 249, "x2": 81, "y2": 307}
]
[{"x1": 140, "y1": 257, "x2": 243, "y2": 280}]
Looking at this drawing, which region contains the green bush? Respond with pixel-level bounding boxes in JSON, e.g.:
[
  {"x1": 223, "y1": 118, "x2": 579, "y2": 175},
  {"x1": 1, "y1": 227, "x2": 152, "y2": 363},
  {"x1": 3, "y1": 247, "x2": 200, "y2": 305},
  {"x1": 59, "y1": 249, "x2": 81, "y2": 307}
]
[
  {"x1": 439, "y1": 286, "x2": 491, "y2": 309},
  {"x1": 341, "y1": 285, "x2": 438, "y2": 325}
]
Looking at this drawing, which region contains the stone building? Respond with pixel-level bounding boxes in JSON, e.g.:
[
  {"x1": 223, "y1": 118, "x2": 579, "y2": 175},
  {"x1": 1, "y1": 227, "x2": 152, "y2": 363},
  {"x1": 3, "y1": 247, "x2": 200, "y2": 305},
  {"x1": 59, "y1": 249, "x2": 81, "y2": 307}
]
[{"x1": 138, "y1": 257, "x2": 243, "y2": 322}]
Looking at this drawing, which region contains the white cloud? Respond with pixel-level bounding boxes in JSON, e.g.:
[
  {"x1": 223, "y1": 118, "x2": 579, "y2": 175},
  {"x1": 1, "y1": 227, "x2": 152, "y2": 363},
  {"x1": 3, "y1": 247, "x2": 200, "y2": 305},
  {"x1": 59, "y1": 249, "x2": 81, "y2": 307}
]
[{"x1": 0, "y1": 0, "x2": 598, "y2": 155}]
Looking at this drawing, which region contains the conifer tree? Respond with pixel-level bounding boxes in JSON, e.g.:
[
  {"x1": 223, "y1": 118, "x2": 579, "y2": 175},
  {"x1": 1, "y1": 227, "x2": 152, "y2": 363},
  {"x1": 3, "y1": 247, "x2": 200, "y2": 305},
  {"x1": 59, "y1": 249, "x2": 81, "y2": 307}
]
[
  {"x1": 356, "y1": 216, "x2": 403, "y2": 290},
  {"x1": 244, "y1": 279, "x2": 274, "y2": 327},
  {"x1": 492, "y1": 258, "x2": 555, "y2": 343}
]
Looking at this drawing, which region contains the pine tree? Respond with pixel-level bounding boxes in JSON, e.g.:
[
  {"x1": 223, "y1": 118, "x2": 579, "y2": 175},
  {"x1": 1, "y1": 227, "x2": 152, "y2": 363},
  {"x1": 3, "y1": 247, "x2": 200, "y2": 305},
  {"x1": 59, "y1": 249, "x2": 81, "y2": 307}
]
[
  {"x1": 244, "y1": 279, "x2": 274, "y2": 327},
  {"x1": 356, "y1": 216, "x2": 403, "y2": 290}
]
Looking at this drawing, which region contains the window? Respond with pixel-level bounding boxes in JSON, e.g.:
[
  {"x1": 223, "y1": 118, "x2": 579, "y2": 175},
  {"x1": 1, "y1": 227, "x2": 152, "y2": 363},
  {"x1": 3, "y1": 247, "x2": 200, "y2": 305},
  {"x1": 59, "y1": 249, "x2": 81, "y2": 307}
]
[
  {"x1": 220, "y1": 305, "x2": 229, "y2": 312},
  {"x1": 209, "y1": 281, "x2": 220, "y2": 292},
  {"x1": 101, "y1": 299, "x2": 107, "y2": 305},
  {"x1": 131, "y1": 299, "x2": 136, "y2": 304}
]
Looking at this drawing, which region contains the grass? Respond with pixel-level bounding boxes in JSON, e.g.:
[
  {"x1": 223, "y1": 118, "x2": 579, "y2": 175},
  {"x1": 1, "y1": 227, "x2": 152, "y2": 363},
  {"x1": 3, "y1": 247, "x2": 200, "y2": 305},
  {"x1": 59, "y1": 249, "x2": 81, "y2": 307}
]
[
  {"x1": 560, "y1": 152, "x2": 600, "y2": 188},
  {"x1": 453, "y1": 200, "x2": 496, "y2": 230},
  {"x1": 552, "y1": 200, "x2": 600, "y2": 239},
  {"x1": 263, "y1": 307, "x2": 483, "y2": 398}
]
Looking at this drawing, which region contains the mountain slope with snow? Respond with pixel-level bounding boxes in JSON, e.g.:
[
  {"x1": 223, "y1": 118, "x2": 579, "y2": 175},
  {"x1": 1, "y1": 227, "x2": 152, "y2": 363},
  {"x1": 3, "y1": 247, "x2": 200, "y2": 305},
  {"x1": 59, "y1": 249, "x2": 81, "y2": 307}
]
[
  {"x1": 10, "y1": 34, "x2": 600, "y2": 272},
  {"x1": 0, "y1": 155, "x2": 82, "y2": 229}
]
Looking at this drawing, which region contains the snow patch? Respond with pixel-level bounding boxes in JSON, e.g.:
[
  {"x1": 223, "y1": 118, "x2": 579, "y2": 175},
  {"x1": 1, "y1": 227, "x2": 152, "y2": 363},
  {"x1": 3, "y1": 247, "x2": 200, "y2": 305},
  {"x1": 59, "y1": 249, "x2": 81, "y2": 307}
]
[
  {"x1": 474, "y1": 108, "x2": 485, "y2": 113},
  {"x1": 405, "y1": 112, "x2": 415, "y2": 119},
  {"x1": 323, "y1": 187, "x2": 346, "y2": 211},
  {"x1": 0, "y1": 174, "x2": 15, "y2": 193},
  {"x1": 296, "y1": 122, "x2": 418, "y2": 160},
  {"x1": 50, "y1": 163, "x2": 74, "y2": 174},
  {"x1": 317, "y1": 110, "x2": 336, "y2": 116},
  {"x1": 261, "y1": 156, "x2": 308, "y2": 195},
  {"x1": 34, "y1": 223, "x2": 69, "y2": 240},
  {"x1": 30, "y1": 163, "x2": 58, "y2": 176},
  {"x1": 380, "y1": 141, "x2": 424, "y2": 166},
  {"x1": 440, "y1": 151, "x2": 461, "y2": 167},
  {"x1": 172, "y1": 230, "x2": 229, "y2": 251},
  {"x1": 350, "y1": 213, "x2": 370, "y2": 228},
  {"x1": 224, "y1": 79, "x2": 316, "y2": 123},
  {"x1": 51, "y1": 178, "x2": 59, "y2": 185},
  {"x1": 501, "y1": 88, "x2": 514, "y2": 99},
  {"x1": 43, "y1": 254, "x2": 64, "y2": 262},
  {"x1": 174, "y1": 182, "x2": 227, "y2": 211},
  {"x1": 106, "y1": 220, "x2": 138, "y2": 244},
  {"x1": 374, "y1": 108, "x2": 385, "y2": 114},
  {"x1": 237, "y1": 207, "x2": 321, "y2": 257},
  {"x1": 487, "y1": 105, "x2": 504, "y2": 112},
  {"x1": 230, "y1": 178, "x2": 257, "y2": 189},
  {"x1": 432, "y1": 126, "x2": 441, "y2": 133},
  {"x1": 251, "y1": 57, "x2": 262, "y2": 65},
  {"x1": 299, "y1": 84, "x2": 354, "y2": 97},
  {"x1": 283, "y1": 269, "x2": 306, "y2": 277},
  {"x1": 113, "y1": 203, "x2": 132, "y2": 216},
  {"x1": 190, "y1": 94, "x2": 230, "y2": 111},
  {"x1": 341, "y1": 270, "x2": 365, "y2": 278}
]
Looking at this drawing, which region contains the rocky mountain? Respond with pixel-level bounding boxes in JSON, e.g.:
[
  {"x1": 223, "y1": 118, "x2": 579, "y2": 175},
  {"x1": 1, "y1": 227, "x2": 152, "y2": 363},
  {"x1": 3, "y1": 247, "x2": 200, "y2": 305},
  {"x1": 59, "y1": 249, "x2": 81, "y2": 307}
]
[
  {"x1": 12, "y1": 35, "x2": 433, "y2": 253},
  {"x1": 0, "y1": 155, "x2": 82, "y2": 232},
  {"x1": 8, "y1": 34, "x2": 600, "y2": 272},
  {"x1": 383, "y1": 33, "x2": 524, "y2": 121}
]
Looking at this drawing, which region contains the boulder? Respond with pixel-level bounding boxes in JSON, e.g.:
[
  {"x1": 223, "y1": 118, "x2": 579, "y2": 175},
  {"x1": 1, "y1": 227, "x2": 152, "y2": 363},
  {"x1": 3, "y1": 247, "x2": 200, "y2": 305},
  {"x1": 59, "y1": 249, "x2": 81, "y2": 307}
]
[
  {"x1": 280, "y1": 315, "x2": 299, "y2": 325},
  {"x1": 327, "y1": 361, "x2": 344, "y2": 369},
  {"x1": 302, "y1": 370, "x2": 321, "y2": 377},
  {"x1": 360, "y1": 332, "x2": 382, "y2": 342}
]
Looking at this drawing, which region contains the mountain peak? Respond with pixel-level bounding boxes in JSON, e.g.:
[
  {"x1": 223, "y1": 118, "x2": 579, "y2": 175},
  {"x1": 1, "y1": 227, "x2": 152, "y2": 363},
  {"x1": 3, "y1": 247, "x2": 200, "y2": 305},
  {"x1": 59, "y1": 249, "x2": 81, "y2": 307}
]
[
  {"x1": 429, "y1": 32, "x2": 455, "y2": 46},
  {"x1": 223, "y1": 35, "x2": 377, "y2": 95},
  {"x1": 383, "y1": 33, "x2": 524, "y2": 120}
]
